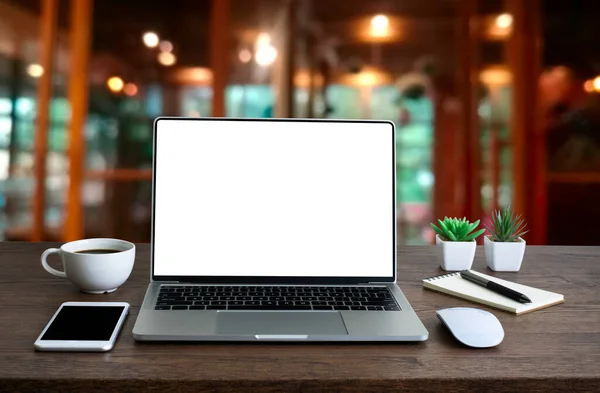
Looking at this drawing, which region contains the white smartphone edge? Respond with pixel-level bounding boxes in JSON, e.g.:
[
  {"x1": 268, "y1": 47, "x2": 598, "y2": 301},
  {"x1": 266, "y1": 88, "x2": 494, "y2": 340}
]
[{"x1": 34, "y1": 301, "x2": 130, "y2": 352}]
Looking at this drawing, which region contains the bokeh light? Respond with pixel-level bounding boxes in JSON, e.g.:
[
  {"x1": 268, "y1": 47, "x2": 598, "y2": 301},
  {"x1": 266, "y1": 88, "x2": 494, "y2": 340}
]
[
  {"x1": 107, "y1": 76, "x2": 124, "y2": 92},
  {"x1": 123, "y1": 83, "x2": 138, "y2": 96},
  {"x1": 158, "y1": 52, "x2": 176, "y2": 66},
  {"x1": 26, "y1": 64, "x2": 44, "y2": 78},
  {"x1": 142, "y1": 31, "x2": 159, "y2": 48}
]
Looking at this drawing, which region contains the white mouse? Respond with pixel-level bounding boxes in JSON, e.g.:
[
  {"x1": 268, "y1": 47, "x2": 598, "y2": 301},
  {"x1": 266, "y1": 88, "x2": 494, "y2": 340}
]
[{"x1": 436, "y1": 307, "x2": 504, "y2": 348}]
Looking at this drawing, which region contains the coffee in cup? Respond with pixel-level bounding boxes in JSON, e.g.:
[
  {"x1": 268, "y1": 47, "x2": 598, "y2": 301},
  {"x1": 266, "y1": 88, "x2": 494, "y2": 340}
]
[{"x1": 41, "y1": 238, "x2": 135, "y2": 294}]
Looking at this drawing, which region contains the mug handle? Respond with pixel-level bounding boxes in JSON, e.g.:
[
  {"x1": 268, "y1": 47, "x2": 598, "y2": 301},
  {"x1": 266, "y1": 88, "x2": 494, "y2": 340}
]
[{"x1": 41, "y1": 248, "x2": 67, "y2": 278}]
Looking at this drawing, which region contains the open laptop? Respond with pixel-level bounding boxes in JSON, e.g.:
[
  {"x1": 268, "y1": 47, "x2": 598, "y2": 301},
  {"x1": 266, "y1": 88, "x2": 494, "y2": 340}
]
[{"x1": 132, "y1": 117, "x2": 428, "y2": 342}]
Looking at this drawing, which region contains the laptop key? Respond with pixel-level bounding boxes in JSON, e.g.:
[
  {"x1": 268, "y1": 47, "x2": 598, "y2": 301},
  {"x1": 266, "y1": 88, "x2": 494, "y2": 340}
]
[
  {"x1": 333, "y1": 305, "x2": 350, "y2": 310},
  {"x1": 318, "y1": 296, "x2": 335, "y2": 301},
  {"x1": 211, "y1": 301, "x2": 226, "y2": 306},
  {"x1": 227, "y1": 305, "x2": 312, "y2": 310},
  {"x1": 350, "y1": 306, "x2": 366, "y2": 311},
  {"x1": 165, "y1": 300, "x2": 193, "y2": 306},
  {"x1": 172, "y1": 306, "x2": 189, "y2": 310},
  {"x1": 155, "y1": 305, "x2": 171, "y2": 310},
  {"x1": 194, "y1": 300, "x2": 210, "y2": 305},
  {"x1": 313, "y1": 306, "x2": 334, "y2": 310},
  {"x1": 384, "y1": 305, "x2": 400, "y2": 311},
  {"x1": 362, "y1": 301, "x2": 385, "y2": 307},
  {"x1": 207, "y1": 305, "x2": 227, "y2": 310},
  {"x1": 190, "y1": 305, "x2": 206, "y2": 310},
  {"x1": 366, "y1": 306, "x2": 383, "y2": 311}
]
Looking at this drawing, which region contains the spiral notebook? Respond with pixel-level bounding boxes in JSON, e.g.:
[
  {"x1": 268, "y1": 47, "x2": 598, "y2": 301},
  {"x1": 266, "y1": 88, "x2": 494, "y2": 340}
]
[{"x1": 423, "y1": 270, "x2": 565, "y2": 315}]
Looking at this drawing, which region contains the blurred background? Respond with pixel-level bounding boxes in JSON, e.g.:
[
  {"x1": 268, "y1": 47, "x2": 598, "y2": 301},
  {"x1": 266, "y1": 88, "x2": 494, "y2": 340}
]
[{"x1": 0, "y1": 0, "x2": 598, "y2": 245}]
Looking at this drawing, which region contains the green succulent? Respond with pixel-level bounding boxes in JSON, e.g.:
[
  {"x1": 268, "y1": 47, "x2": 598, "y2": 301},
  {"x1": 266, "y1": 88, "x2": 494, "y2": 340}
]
[
  {"x1": 485, "y1": 205, "x2": 528, "y2": 242},
  {"x1": 431, "y1": 217, "x2": 485, "y2": 242}
]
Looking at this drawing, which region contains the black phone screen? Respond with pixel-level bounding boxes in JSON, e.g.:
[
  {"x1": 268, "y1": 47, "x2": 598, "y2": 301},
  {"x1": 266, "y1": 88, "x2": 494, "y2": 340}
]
[{"x1": 41, "y1": 306, "x2": 126, "y2": 341}]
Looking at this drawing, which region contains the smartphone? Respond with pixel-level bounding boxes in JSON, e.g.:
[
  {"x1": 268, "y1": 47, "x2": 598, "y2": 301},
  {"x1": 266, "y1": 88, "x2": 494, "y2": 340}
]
[{"x1": 34, "y1": 301, "x2": 130, "y2": 352}]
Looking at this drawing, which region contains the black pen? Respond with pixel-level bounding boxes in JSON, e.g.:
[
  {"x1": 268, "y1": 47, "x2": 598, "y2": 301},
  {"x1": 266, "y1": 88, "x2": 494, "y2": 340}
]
[{"x1": 460, "y1": 270, "x2": 532, "y2": 304}]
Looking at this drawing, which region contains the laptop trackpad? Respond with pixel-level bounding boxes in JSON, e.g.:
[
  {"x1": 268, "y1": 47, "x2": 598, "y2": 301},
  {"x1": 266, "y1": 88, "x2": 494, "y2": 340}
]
[{"x1": 216, "y1": 312, "x2": 348, "y2": 336}]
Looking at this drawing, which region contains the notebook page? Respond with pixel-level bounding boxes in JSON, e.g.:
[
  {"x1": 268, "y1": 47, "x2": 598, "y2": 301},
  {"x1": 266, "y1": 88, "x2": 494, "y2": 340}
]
[{"x1": 423, "y1": 270, "x2": 565, "y2": 314}]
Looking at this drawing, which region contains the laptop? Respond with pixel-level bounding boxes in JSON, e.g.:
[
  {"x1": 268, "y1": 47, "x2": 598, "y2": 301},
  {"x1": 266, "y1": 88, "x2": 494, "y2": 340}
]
[{"x1": 132, "y1": 117, "x2": 429, "y2": 342}]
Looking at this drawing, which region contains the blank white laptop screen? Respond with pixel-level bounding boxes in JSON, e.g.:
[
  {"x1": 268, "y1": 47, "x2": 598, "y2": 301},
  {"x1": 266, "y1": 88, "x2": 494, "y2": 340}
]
[{"x1": 153, "y1": 119, "x2": 395, "y2": 278}]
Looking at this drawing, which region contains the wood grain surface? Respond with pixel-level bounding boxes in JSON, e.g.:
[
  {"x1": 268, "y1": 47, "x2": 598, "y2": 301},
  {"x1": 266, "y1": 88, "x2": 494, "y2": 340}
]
[{"x1": 1, "y1": 242, "x2": 599, "y2": 392}]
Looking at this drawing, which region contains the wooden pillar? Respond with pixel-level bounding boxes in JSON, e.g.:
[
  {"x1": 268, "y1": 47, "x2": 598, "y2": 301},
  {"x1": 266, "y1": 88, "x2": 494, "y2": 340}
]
[
  {"x1": 457, "y1": 0, "x2": 481, "y2": 223},
  {"x1": 505, "y1": 0, "x2": 543, "y2": 244},
  {"x1": 32, "y1": 0, "x2": 58, "y2": 241},
  {"x1": 64, "y1": 0, "x2": 93, "y2": 241},
  {"x1": 209, "y1": 0, "x2": 230, "y2": 117},
  {"x1": 7, "y1": 43, "x2": 22, "y2": 179},
  {"x1": 274, "y1": 0, "x2": 297, "y2": 118}
]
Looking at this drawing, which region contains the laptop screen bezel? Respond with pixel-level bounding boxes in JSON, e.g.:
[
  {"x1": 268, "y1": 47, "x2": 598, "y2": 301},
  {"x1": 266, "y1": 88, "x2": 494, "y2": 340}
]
[{"x1": 150, "y1": 117, "x2": 397, "y2": 284}]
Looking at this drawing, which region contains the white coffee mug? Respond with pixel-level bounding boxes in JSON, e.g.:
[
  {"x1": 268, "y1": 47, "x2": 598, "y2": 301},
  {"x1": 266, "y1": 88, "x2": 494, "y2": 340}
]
[{"x1": 41, "y1": 238, "x2": 135, "y2": 294}]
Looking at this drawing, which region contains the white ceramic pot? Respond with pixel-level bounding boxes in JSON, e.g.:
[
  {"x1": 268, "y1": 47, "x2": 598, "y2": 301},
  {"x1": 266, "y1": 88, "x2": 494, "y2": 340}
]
[
  {"x1": 435, "y1": 234, "x2": 476, "y2": 271},
  {"x1": 484, "y1": 236, "x2": 526, "y2": 272}
]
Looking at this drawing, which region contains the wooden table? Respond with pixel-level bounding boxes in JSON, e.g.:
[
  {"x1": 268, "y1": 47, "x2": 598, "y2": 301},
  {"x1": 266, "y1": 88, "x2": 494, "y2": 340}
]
[{"x1": 1, "y1": 243, "x2": 599, "y2": 392}]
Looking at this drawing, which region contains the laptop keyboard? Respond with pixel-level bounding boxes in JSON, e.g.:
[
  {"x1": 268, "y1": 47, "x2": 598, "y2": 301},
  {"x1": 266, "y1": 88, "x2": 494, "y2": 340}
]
[{"x1": 154, "y1": 285, "x2": 401, "y2": 311}]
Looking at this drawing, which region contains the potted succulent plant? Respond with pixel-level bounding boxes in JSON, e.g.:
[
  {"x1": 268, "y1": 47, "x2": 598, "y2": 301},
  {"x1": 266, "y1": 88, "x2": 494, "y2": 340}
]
[
  {"x1": 431, "y1": 217, "x2": 485, "y2": 271},
  {"x1": 484, "y1": 205, "x2": 528, "y2": 272}
]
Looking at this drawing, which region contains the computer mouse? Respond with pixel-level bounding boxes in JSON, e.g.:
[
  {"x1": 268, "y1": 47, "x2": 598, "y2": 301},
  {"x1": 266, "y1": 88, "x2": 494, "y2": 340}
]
[{"x1": 436, "y1": 307, "x2": 504, "y2": 348}]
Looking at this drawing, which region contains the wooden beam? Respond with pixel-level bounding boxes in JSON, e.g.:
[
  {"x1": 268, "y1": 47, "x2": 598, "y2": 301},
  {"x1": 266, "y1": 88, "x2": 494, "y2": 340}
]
[
  {"x1": 505, "y1": 0, "x2": 543, "y2": 244},
  {"x1": 209, "y1": 0, "x2": 230, "y2": 117},
  {"x1": 64, "y1": 0, "x2": 93, "y2": 242},
  {"x1": 32, "y1": 0, "x2": 58, "y2": 242}
]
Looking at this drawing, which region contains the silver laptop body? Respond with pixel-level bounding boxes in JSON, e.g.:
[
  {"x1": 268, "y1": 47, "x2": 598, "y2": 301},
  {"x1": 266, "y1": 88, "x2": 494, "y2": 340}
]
[{"x1": 133, "y1": 117, "x2": 428, "y2": 342}]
